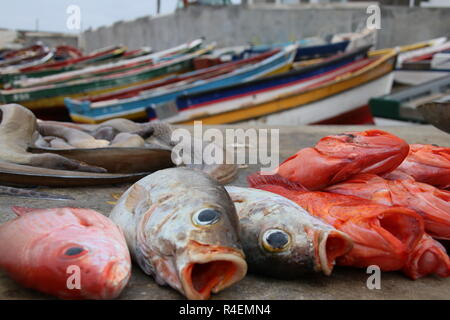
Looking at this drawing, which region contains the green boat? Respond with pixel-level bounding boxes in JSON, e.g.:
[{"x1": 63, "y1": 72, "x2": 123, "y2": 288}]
[
  {"x1": 369, "y1": 74, "x2": 450, "y2": 122},
  {"x1": 0, "y1": 46, "x2": 128, "y2": 86},
  {"x1": 11, "y1": 39, "x2": 204, "y2": 89},
  {"x1": 0, "y1": 45, "x2": 213, "y2": 111}
]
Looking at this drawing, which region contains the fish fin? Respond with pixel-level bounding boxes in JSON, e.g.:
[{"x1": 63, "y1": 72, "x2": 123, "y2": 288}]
[
  {"x1": 11, "y1": 206, "x2": 38, "y2": 216},
  {"x1": 247, "y1": 172, "x2": 308, "y2": 191},
  {"x1": 125, "y1": 184, "x2": 152, "y2": 215},
  {"x1": 227, "y1": 191, "x2": 246, "y2": 203},
  {"x1": 135, "y1": 244, "x2": 157, "y2": 278}
]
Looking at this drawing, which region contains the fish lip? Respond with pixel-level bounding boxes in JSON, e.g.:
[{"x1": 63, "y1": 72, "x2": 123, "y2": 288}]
[
  {"x1": 178, "y1": 249, "x2": 247, "y2": 300},
  {"x1": 99, "y1": 260, "x2": 132, "y2": 299},
  {"x1": 317, "y1": 230, "x2": 353, "y2": 276}
]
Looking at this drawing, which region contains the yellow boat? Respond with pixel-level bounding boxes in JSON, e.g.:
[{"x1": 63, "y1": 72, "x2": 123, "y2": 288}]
[{"x1": 166, "y1": 48, "x2": 397, "y2": 125}]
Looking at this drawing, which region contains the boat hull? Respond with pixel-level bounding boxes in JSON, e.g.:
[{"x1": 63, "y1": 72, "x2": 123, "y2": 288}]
[
  {"x1": 242, "y1": 73, "x2": 393, "y2": 126},
  {"x1": 67, "y1": 46, "x2": 298, "y2": 123},
  {"x1": 172, "y1": 51, "x2": 396, "y2": 125},
  {"x1": 370, "y1": 74, "x2": 450, "y2": 122},
  {"x1": 0, "y1": 52, "x2": 202, "y2": 110},
  {"x1": 395, "y1": 69, "x2": 450, "y2": 86}
]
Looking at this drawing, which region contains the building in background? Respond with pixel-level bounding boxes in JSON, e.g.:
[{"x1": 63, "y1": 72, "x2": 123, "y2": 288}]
[
  {"x1": 242, "y1": 0, "x2": 450, "y2": 5},
  {"x1": 0, "y1": 28, "x2": 78, "y2": 50},
  {"x1": 243, "y1": 0, "x2": 348, "y2": 4},
  {"x1": 178, "y1": 0, "x2": 233, "y2": 8},
  {"x1": 421, "y1": 0, "x2": 450, "y2": 7}
]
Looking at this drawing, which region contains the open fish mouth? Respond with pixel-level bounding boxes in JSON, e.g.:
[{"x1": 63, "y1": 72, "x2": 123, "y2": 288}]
[
  {"x1": 317, "y1": 230, "x2": 353, "y2": 276},
  {"x1": 179, "y1": 246, "x2": 247, "y2": 300},
  {"x1": 414, "y1": 246, "x2": 450, "y2": 278},
  {"x1": 338, "y1": 207, "x2": 424, "y2": 271},
  {"x1": 373, "y1": 208, "x2": 423, "y2": 251},
  {"x1": 404, "y1": 236, "x2": 450, "y2": 280}
]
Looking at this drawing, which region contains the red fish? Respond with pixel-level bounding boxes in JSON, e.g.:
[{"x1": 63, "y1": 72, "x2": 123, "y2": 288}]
[
  {"x1": 392, "y1": 144, "x2": 450, "y2": 190},
  {"x1": 402, "y1": 234, "x2": 450, "y2": 280},
  {"x1": 247, "y1": 174, "x2": 424, "y2": 272},
  {"x1": 273, "y1": 130, "x2": 409, "y2": 190},
  {"x1": 0, "y1": 207, "x2": 131, "y2": 299},
  {"x1": 326, "y1": 173, "x2": 450, "y2": 240}
]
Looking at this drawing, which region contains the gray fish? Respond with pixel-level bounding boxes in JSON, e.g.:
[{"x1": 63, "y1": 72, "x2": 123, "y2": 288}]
[
  {"x1": 0, "y1": 186, "x2": 75, "y2": 201},
  {"x1": 225, "y1": 186, "x2": 353, "y2": 278},
  {"x1": 109, "y1": 168, "x2": 247, "y2": 300}
]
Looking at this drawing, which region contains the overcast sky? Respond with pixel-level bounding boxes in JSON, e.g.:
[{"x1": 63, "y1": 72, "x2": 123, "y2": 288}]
[{"x1": 0, "y1": 0, "x2": 241, "y2": 34}]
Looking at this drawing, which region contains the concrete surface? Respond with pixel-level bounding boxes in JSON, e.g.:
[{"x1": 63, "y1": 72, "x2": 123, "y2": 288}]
[
  {"x1": 0, "y1": 125, "x2": 449, "y2": 300},
  {"x1": 81, "y1": 4, "x2": 450, "y2": 53}
]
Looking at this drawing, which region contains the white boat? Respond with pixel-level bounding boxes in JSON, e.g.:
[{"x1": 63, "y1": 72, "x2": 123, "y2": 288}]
[
  {"x1": 245, "y1": 73, "x2": 393, "y2": 126},
  {"x1": 164, "y1": 49, "x2": 397, "y2": 126},
  {"x1": 395, "y1": 37, "x2": 450, "y2": 85}
]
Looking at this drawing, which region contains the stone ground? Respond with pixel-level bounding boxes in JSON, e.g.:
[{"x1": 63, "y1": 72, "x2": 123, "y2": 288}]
[{"x1": 0, "y1": 125, "x2": 449, "y2": 300}]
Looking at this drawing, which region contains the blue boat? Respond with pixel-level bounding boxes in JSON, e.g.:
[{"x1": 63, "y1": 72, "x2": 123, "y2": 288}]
[
  {"x1": 65, "y1": 44, "x2": 298, "y2": 123},
  {"x1": 242, "y1": 40, "x2": 350, "y2": 61},
  {"x1": 294, "y1": 40, "x2": 349, "y2": 61},
  {"x1": 167, "y1": 45, "x2": 370, "y2": 118}
]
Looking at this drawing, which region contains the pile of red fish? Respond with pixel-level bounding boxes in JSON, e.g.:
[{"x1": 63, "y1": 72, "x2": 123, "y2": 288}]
[{"x1": 248, "y1": 130, "x2": 450, "y2": 280}]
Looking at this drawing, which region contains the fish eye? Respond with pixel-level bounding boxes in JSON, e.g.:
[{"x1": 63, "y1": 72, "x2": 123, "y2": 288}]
[
  {"x1": 64, "y1": 247, "x2": 86, "y2": 257},
  {"x1": 261, "y1": 229, "x2": 291, "y2": 253},
  {"x1": 192, "y1": 209, "x2": 221, "y2": 226}
]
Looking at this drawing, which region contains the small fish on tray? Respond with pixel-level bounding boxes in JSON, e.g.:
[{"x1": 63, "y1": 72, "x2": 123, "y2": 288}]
[{"x1": 0, "y1": 104, "x2": 238, "y2": 186}]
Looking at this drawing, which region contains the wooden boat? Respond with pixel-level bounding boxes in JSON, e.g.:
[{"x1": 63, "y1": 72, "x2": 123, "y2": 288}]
[
  {"x1": 0, "y1": 45, "x2": 50, "y2": 69},
  {"x1": 331, "y1": 28, "x2": 377, "y2": 52},
  {"x1": 69, "y1": 49, "x2": 279, "y2": 104},
  {"x1": 0, "y1": 45, "x2": 128, "y2": 86},
  {"x1": 431, "y1": 52, "x2": 450, "y2": 70},
  {"x1": 65, "y1": 45, "x2": 297, "y2": 123},
  {"x1": 13, "y1": 39, "x2": 203, "y2": 89},
  {"x1": 418, "y1": 95, "x2": 450, "y2": 134},
  {"x1": 121, "y1": 47, "x2": 152, "y2": 59},
  {"x1": 294, "y1": 40, "x2": 350, "y2": 61},
  {"x1": 369, "y1": 74, "x2": 450, "y2": 122},
  {"x1": 160, "y1": 48, "x2": 396, "y2": 125},
  {"x1": 396, "y1": 37, "x2": 448, "y2": 67},
  {"x1": 161, "y1": 46, "x2": 370, "y2": 121},
  {"x1": 169, "y1": 46, "x2": 371, "y2": 117},
  {"x1": 245, "y1": 40, "x2": 349, "y2": 61},
  {"x1": 395, "y1": 37, "x2": 450, "y2": 85},
  {"x1": 53, "y1": 45, "x2": 83, "y2": 61},
  {"x1": 0, "y1": 50, "x2": 55, "y2": 75},
  {"x1": 0, "y1": 45, "x2": 212, "y2": 111}
]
